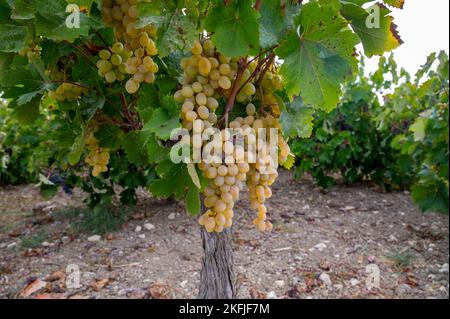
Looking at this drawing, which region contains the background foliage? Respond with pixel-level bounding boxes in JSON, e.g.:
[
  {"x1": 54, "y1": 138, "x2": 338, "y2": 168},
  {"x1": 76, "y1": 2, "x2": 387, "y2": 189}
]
[{"x1": 291, "y1": 52, "x2": 449, "y2": 214}]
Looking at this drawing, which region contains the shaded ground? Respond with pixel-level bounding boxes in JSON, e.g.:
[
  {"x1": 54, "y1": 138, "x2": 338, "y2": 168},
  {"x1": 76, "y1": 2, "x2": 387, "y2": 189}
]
[{"x1": 0, "y1": 171, "x2": 448, "y2": 299}]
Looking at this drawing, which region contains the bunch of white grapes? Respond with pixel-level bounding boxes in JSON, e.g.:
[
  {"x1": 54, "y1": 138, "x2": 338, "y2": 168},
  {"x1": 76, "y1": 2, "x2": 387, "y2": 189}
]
[
  {"x1": 101, "y1": 0, "x2": 159, "y2": 94},
  {"x1": 174, "y1": 40, "x2": 256, "y2": 131},
  {"x1": 48, "y1": 83, "x2": 88, "y2": 102},
  {"x1": 101, "y1": 0, "x2": 157, "y2": 49},
  {"x1": 85, "y1": 133, "x2": 110, "y2": 177},
  {"x1": 197, "y1": 129, "x2": 252, "y2": 233},
  {"x1": 124, "y1": 40, "x2": 159, "y2": 94},
  {"x1": 97, "y1": 42, "x2": 131, "y2": 83},
  {"x1": 174, "y1": 39, "x2": 293, "y2": 233}
]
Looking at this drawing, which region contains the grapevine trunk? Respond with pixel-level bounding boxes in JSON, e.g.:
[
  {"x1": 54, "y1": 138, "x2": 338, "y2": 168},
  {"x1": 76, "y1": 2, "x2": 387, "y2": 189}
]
[{"x1": 199, "y1": 227, "x2": 236, "y2": 299}]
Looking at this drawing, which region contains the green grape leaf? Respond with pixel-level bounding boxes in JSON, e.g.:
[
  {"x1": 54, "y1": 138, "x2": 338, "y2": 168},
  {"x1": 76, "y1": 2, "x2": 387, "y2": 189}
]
[
  {"x1": 340, "y1": 3, "x2": 403, "y2": 57},
  {"x1": 0, "y1": 24, "x2": 28, "y2": 52},
  {"x1": 68, "y1": 129, "x2": 86, "y2": 165},
  {"x1": 187, "y1": 162, "x2": 201, "y2": 189},
  {"x1": 9, "y1": 0, "x2": 36, "y2": 20},
  {"x1": 123, "y1": 131, "x2": 150, "y2": 166},
  {"x1": 138, "y1": 84, "x2": 159, "y2": 122},
  {"x1": 137, "y1": 4, "x2": 198, "y2": 57},
  {"x1": 410, "y1": 117, "x2": 428, "y2": 142},
  {"x1": 95, "y1": 124, "x2": 123, "y2": 151},
  {"x1": 15, "y1": 97, "x2": 41, "y2": 125},
  {"x1": 412, "y1": 182, "x2": 449, "y2": 214},
  {"x1": 149, "y1": 160, "x2": 202, "y2": 215},
  {"x1": 143, "y1": 96, "x2": 180, "y2": 141},
  {"x1": 16, "y1": 83, "x2": 53, "y2": 106},
  {"x1": 34, "y1": 0, "x2": 96, "y2": 43},
  {"x1": 282, "y1": 154, "x2": 296, "y2": 170},
  {"x1": 276, "y1": 1, "x2": 359, "y2": 110},
  {"x1": 280, "y1": 97, "x2": 315, "y2": 139},
  {"x1": 186, "y1": 186, "x2": 201, "y2": 216},
  {"x1": 204, "y1": 0, "x2": 260, "y2": 57},
  {"x1": 259, "y1": 0, "x2": 285, "y2": 49},
  {"x1": 0, "y1": 52, "x2": 14, "y2": 85},
  {"x1": 40, "y1": 40, "x2": 73, "y2": 66},
  {"x1": 146, "y1": 133, "x2": 169, "y2": 164}
]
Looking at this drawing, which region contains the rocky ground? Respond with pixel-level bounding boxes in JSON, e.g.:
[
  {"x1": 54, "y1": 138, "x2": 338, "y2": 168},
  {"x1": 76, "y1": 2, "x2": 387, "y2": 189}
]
[{"x1": 0, "y1": 171, "x2": 448, "y2": 299}]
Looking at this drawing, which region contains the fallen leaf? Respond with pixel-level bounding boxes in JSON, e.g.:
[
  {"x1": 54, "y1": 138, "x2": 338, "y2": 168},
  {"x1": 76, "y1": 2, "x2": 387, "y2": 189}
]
[
  {"x1": 46, "y1": 271, "x2": 66, "y2": 282},
  {"x1": 149, "y1": 283, "x2": 173, "y2": 299},
  {"x1": 34, "y1": 293, "x2": 67, "y2": 299},
  {"x1": 8, "y1": 229, "x2": 22, "y2": 238},
  {"x1": 90, "y1": 278, "x2": 110, "y2": 292},
  {"x1": 249, "y1": 288, "x2": 267, "y2": 299},
  {"x1": 20, "y1": 279, "x2": 48, "y2": 297}
]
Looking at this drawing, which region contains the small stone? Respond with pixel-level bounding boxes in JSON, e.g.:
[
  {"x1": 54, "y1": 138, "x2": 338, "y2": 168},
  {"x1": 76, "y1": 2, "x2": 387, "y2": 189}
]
[
  {"x1": 388, "y1": 235, "x2": 398, "y2": 243},
  {"x1": 138, "y1": 234, "x2": 146, "y2": 239},
  {"x1": 439, "y1": 263, "x2": 449, "y2": 274},
  {"x1": 396, "y1": 284, "x2": 412, "y2": 295},
  {"x1": 180, "y1": 280, "x2": 188, "y2": 288},
  {"x1": 61, "y1": 236, "x2": 70, "y2": 244},
  {"x1": 367, "y1": 255, "x2": 377, "y2": 264},
  {"x1": 319, "y1": 273, "x2": 332, "y2": 287},
  {"x1": 135, "y1": 226, "x2": 142, "y2": 233},
  {"x1": 427, "y1": 274, "x2": 437, "y2": 281},
  {"x1": 7, "y1": 242, "x2": 17, "y2": 249},
  {"x1": 168, "y1": 213, "x2": 176, "y2": 220},
  {"x1": 267, "y1": 291, "x2": 277, "y2": 299},
  {"x1": 333, "y1": 284, "x2": 344, "y2": 290},
  {"x1": 350, "y1": 279, "x2": 360, "y2": 287},
  {"x1": 275, "y1": 280, "x2": 285, "y2": 288},
  {"x1": 314, "y1": 243, "x2": 327, "y2": 251},
  {"x1": 144, "y1": 223, "x2": 155, "y2": 231},
  {"x1": 87, "y1": 235, "x2": 101, "y2": 242},
  {"x1": 0, "y1": 243, "x2": 7, "y2": 249},
  {"x1": 439, "y1": 286, "x2": 448, "y2": 294},
  {"x1": 319, "y1": 259, "x2": 331, "y2": 271},
  {"x1": 42, "y1": 241, "x2": 51, "y2": 247}
]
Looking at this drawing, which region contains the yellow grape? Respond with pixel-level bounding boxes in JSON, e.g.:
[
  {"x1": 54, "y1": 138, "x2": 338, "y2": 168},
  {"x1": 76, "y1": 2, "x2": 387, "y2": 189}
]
[
  {"x1": 198, "y1": 57, "x2": 212, "y2": 76},
  {"x1": 125, "y1": 79, "x2": 139, "y2": 94},
  {"x1": 192, "y1": 41, "x2": 203, "y2": 55},
  {"x1": 218, "y1": 76, "x2": 231, "y2": 90}
]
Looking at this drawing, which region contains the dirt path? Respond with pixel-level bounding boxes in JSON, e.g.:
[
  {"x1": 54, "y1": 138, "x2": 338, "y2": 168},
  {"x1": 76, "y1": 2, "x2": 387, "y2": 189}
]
[{"x1": 0, "y1": 171, "x2": 448, "y2": 299}]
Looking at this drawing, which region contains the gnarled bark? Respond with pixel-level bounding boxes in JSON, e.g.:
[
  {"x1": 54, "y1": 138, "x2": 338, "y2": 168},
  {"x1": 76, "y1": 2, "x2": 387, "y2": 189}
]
[{"x1": 198, "y1": 227, "x2": 236, "y2": 299}]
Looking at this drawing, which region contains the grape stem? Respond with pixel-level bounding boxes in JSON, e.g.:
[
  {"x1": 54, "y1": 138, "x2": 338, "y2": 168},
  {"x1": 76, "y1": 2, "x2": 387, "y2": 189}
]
[
  {"x1": 64, "y1": 41, "x2": 97, "y2": 68},
  {"x1": 238, "y1": 55, "x2": 272, "y2": 96},
  {"x1": 255, "y1": 54, "x2": 275, "y2": 89},
  {"x1": 243, "y1": 45, "x2": 278, "y2": 69},
  {"x1": 222, "y1": 58, "x2": 247, "y2": 128},
  {"x1": 120, "y1": 92, "x2": 141, "y2": 131}
]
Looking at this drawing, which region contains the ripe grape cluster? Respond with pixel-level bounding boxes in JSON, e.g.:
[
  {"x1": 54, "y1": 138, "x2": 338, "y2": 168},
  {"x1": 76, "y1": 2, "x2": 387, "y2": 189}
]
[
  {"x1": 97, "y1": 42, "x2": 131, "y2": 83},
  {"x1": 48, "y1": 83, "x2": 88, "y2": 102},
  {"x1": 174, "y1": 40, "x2": 293, "y2": 233},
  {"x1": 101, "y1": 0, "x2": 159, "y2": 94},
  {"x1": 84, "y1": 133, "x2": 111, "y2": 177}
]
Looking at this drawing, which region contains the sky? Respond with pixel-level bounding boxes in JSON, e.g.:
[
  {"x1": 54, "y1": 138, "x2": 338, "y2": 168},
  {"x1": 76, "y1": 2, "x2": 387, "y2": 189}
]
[{"x1": 364, "y1": 0, "x2": 450, "y2": 75}]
